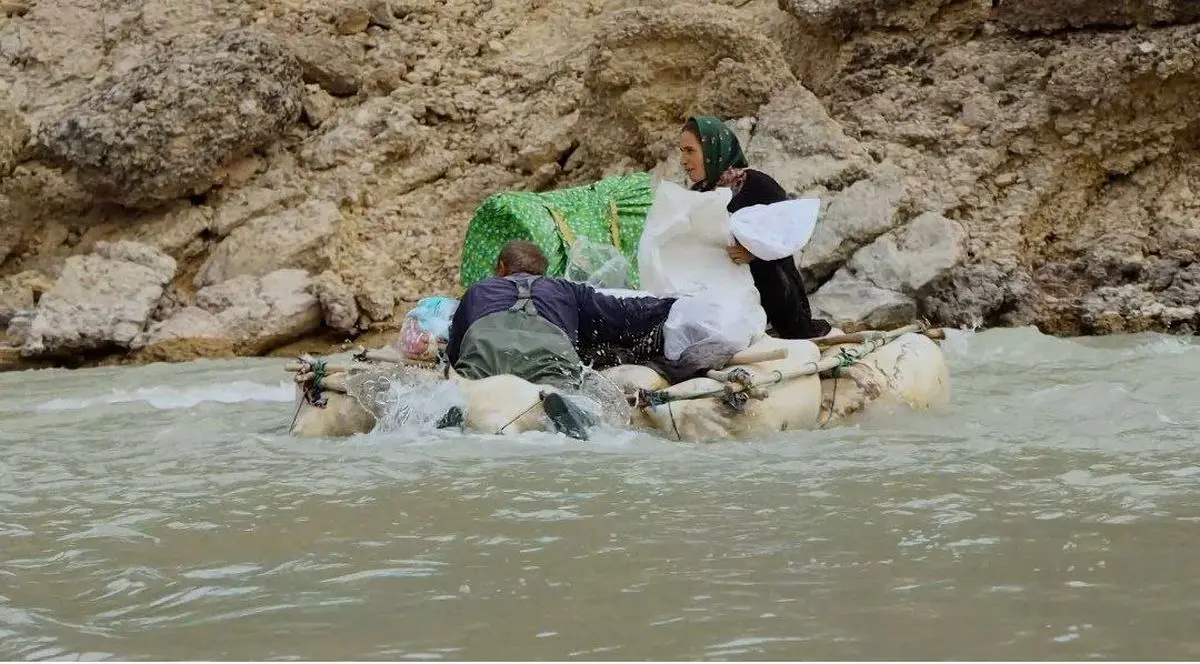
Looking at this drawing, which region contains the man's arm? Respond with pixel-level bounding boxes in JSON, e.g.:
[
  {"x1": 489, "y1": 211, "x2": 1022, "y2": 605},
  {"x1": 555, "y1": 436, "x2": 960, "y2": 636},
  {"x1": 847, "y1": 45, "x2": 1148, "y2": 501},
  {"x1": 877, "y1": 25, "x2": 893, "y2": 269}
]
[
  {"x1": 443, "y1": 289, "x2": 474, "y2": 366},
  {"x1": 568, "y1": 282, "x2": 676, "y2": 347}
]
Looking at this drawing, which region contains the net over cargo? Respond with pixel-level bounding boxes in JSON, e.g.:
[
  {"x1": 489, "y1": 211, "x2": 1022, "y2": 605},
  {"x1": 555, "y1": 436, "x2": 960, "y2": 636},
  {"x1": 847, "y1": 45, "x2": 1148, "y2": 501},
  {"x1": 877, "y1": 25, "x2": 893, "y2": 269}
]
[{"x1": 459, "y1": 172, "x2": 653, "y2": 289}]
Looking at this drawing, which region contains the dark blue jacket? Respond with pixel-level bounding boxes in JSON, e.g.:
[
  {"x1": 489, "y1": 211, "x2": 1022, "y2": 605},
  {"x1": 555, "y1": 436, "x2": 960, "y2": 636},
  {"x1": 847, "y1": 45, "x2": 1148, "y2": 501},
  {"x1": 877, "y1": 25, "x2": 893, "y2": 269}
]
[{"x1": 445, "y1": 274, "x2": 677, "y2": 366}]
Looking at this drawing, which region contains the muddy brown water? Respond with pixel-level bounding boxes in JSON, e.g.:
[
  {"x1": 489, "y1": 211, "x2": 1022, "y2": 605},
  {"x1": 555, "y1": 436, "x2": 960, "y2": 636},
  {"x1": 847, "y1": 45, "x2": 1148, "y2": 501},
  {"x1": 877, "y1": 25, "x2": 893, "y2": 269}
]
[{"x1": 1, "y1": 328, "x2": 1198, "y2": 660}]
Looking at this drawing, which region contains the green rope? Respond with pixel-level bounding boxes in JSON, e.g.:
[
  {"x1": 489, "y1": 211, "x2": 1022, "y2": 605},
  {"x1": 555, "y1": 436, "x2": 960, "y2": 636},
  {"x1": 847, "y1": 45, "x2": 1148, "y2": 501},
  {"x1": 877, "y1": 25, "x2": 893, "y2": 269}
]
[
  {"x1": 638, "y1": 341, "x2": 875, "y2": 409},
  {"x1": 302, "y1": 358, "x2": 329, "y2": 408},
  {"x1": 830, "y1": 348, "x2": 858, "y2": 378}
]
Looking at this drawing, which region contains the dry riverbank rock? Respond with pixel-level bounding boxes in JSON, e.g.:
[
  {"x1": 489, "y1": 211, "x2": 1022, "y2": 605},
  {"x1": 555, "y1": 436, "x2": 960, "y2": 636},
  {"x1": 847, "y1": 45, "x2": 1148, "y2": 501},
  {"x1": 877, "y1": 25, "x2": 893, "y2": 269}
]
[
  {"x1": 744, "y1": 84, "x2": 874, "y2": 197},
  {"x1": 576, "y1": 3, "x2": 795, "y2": 175},
  {"x1": 19, "y1": 241, "x2": 176, "y2": 357},
  {"x1": 33, "y1": 29, "x2": 303, "y2": 208},
  {"x1": 0, "y1": 101, "x2": 28, "y2": 177},
  {"x1": 996, "y1": 0, "x2": 1200, "y2": 32},
  {"x1": 291, "y1": 35, "x2": 362, "y2": 98},
  {"x1": 195, "y1": 199, "x2": 343, "y2": 287},
  {"x1": 0, "y1": 270, "x2": 51, "y2": 328},
  {"x1": 800, "y1": 165, "x2": 910, "y2": 283},
  {"x1": 312, "y1": 270, "x2": 361, "y2": 333},
  {"x1": 137, "y1": 269, "x2": 322, "y2": 360},
  {"x1": 5, "y1": 0, "x2": 1200, "y2": 371},
  {"x1": 811, "y1": 212, "x2": 967, "y2": 329}
]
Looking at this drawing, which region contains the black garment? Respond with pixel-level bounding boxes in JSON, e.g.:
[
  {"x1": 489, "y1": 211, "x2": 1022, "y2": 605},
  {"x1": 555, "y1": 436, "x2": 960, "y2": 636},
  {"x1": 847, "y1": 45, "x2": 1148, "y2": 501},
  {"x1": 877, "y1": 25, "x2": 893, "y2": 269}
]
[
  {"x1": 694, "y1": 169, "x2": 832, "y2": 340},
  {"x1": 452, "y1": 275, "x2": 585, "y2": 389},
  {"x1": 445, "y1": 272, "x2": 677, "y2": 367},
  {"x1": 578, "y1": 322, "x2": 666, "y2": 371}
]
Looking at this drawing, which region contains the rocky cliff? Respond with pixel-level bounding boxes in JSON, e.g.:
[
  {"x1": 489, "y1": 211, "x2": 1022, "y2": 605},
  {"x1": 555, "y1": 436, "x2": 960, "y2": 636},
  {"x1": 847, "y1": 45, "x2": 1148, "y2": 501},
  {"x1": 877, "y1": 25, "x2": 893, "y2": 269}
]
[{"x1": 2, "y1": 0, "x2": 1198, "y2": 368}]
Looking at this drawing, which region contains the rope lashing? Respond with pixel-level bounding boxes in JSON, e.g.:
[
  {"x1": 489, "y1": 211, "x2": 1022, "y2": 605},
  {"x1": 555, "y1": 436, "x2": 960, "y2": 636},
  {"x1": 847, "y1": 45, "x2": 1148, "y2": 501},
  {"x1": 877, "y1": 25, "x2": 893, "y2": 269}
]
[
  {"x1": 719, "y1": 367, "x2": 770, "y2": 413},
  {"x1": 497, "y1": 392, "x2": 548, "y2": 434},
  {"x1": 294, "y1": 355, "x2": 329, "y2": 408},
  {"x1": 626, "y1": 328, "x2": 909, "y2": 411},
  {"x1": 829, "y1": 347, "x2": 860, "y2": 378}
]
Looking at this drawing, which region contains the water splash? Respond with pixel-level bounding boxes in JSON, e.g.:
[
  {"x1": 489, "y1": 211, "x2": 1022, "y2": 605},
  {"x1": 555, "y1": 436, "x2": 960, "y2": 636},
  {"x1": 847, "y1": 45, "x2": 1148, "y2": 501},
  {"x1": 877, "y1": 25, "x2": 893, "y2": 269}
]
[
  {"x1": 344, "y1": 365, "x2": 466, "y2": 433},
  {"x1": 577, "y1": 367, "x2": 633, "y2": 429}
]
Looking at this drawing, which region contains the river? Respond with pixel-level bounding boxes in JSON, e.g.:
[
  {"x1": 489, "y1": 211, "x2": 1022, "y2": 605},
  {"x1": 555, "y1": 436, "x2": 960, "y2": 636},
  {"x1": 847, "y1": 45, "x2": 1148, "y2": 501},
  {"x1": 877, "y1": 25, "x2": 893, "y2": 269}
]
[{"x1": 1, "y1": 327, "x2": 1198, "y2": 660}]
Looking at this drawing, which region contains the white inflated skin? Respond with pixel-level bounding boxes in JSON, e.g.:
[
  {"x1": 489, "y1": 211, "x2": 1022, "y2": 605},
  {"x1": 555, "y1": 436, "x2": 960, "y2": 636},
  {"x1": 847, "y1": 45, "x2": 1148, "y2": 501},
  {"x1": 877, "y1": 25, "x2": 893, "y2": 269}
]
[
  {"x1": 287, "y1": 332, "x2": 952, "y2": 441},
  {"x1": 818, "y1": 332, "x2": 951, "y2": 424},
  {"x1": 289, "y1": 385, "x2": 377, "y2": 439},
  {"x1": 614, "y1": 336, "x2": 823, "y2": 443}
]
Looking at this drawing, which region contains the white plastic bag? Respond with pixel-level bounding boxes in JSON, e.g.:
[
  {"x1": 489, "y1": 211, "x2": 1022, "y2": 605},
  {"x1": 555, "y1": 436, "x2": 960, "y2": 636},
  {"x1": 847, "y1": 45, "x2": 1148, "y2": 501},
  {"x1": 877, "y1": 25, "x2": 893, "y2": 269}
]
[
  {"x1": 663, "y1": 292, "x2": 762, "y2": 361},
  {"x1": 728, "y1": 198, "x2": 821, "y2": 261},
  {"x1": 636, "y1": 181, "x2": 767, "y2": 360}
]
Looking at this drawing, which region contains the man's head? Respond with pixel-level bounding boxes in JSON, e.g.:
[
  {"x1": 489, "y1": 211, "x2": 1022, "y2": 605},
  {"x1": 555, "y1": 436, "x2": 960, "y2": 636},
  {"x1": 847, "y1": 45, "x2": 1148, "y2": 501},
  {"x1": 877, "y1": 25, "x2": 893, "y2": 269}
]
[{"x1": 495, "y1": 240, "x2": 548, "y2": 277}]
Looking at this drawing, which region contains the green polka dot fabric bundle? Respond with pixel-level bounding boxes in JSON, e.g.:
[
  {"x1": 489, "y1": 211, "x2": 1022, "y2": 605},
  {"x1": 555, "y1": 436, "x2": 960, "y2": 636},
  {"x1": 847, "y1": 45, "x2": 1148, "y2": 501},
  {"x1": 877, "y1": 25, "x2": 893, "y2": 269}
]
[{"x1": 459, "y1": 172, "x2": 654, "y2": 289}]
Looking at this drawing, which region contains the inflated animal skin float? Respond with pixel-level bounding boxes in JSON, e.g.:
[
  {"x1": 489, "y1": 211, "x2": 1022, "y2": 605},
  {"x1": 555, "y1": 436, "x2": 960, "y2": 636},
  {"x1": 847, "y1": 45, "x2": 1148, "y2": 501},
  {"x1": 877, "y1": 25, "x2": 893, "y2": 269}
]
[{"x1": 285, "y1": 322, "x2": 951, "y2": 442}]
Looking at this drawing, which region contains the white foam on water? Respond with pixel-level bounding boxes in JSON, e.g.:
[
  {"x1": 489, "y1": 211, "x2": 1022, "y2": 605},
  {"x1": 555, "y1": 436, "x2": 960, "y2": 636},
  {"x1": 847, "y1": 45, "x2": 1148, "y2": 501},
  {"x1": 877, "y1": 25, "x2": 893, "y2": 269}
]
[
  {"x1": 35, "y1": 380, "x2": 295, "y2": 412},
  {"x1": 367, "y1": 373, "x2": 468, "y2": 434}
]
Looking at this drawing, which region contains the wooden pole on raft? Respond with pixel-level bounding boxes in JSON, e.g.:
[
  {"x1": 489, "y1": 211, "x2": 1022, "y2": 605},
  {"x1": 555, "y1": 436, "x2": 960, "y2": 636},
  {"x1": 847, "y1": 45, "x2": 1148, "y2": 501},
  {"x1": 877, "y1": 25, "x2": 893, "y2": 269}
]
[
  {"x1": 355, "y1": 346, "x2": 405, "y2": 364},
  {"x1": 638, "y1": 336, "x2": 889, "y2": 407},
  {"x1": 814, "y1": 324, "x2": 946, "y2": 348},
  {"x1": 725, "y1": 347, "x2": 788, "y2": 365},
  {"x1": 283, "y1": 354, "x2": 437, "y2": 373},
  {"x1": 703, "y1": 323, "x2": 927, "y2": 387},
  {"x1": 638, "y1": 323, "x2": 929, "y2": 408}
]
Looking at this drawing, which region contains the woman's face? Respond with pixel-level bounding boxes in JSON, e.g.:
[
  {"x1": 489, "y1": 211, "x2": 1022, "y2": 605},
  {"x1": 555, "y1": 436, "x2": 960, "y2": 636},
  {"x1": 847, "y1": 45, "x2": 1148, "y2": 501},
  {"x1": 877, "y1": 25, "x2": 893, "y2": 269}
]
[{"x1": 679, "y1": 129, "x2": 705, "y2": 184}]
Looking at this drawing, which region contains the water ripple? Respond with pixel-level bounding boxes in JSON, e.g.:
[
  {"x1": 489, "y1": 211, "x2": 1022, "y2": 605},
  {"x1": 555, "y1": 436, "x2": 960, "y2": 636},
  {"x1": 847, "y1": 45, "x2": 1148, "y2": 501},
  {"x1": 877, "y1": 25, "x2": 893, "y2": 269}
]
[{"x1": 0, "y1": 329, "x2": 1197, "y2": 659}]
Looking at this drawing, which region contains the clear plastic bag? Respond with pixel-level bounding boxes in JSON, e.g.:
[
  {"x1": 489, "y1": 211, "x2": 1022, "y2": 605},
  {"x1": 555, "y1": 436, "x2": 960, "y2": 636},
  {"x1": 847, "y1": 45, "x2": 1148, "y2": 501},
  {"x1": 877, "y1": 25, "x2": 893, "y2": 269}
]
[{"x1": 564, "y1": 237, "x2": 634, "y2": 290}]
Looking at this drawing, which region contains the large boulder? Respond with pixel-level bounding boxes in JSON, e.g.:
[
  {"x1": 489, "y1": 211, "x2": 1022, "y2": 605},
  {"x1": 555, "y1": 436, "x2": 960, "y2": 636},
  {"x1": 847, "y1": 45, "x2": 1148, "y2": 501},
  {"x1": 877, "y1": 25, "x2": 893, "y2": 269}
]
[
  {"x1": 290, "y1": 35, "x2": 362, "y2": 97},
  {"x1": 811, "y1": 212, "x2": 967, "y2": 328},
  {"x1": 19, "y1": 241, "x2": 177, "y2": 357},
  {"x1": 810, "y1": 271, "x2": 917, "y2": 330},
  {"x1": 800, "y1": 165, "x2": 910, "y2": 283},
  {"x1": 744, "y1": 84, "x2": 874, "y2": 197},
  {"x1": 810, "y1": 212, "x2": 965, "y2": 329},
  {"x1": 137, "y1": 268, "x2": 322, "y2": 358},
  {"x1": 312, "y1": 270, "x2": 361, "y2": 334},
  {"x1": 33, "y1": 29, "x2": 304, "y2": 209},
  {"x1": 576, "y1": 3, "x2": 795, "y2": 173},
  {"x1": 299, "y1": 97, "x2": 421, "y2": 171},
  {"x1": 845, "y1": 212, "x2": 966, "y2": 295},
  {"x1": 195, "y1": 199, "x2": 343, "y2": 287},
  {"x1": 919, "y1": 260, "x2": 1035, "y2": 330}
]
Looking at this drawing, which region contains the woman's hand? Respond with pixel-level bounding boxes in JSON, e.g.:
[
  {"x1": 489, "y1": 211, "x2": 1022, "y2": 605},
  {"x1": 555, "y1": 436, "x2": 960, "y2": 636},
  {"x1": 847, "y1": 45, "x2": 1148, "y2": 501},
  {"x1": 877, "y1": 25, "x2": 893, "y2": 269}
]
[{"x1": 727, "y1": 242, "x2": 755, "y2": 265}]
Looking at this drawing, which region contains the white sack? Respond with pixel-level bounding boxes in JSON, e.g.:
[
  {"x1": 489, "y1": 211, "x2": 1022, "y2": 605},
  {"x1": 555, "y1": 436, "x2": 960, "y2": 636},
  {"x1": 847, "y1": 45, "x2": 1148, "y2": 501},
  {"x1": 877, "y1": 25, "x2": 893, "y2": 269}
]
[
  {"x1": 728, "y1": 198, "x2": 821, "y2": 261},
  {"x1": 662, "y1": 291, "x2": 765, "y2": 361},
  {"x1": 636, "y1": 181, "x2": 767, "y2": 361}
]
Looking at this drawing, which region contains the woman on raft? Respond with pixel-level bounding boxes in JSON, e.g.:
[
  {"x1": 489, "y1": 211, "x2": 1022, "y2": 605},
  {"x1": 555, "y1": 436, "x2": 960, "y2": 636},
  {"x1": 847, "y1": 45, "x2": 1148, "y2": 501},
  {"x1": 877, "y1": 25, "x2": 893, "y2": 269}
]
[{"x1": 679, "y1": 116, "x2": 832, "y2": 340}]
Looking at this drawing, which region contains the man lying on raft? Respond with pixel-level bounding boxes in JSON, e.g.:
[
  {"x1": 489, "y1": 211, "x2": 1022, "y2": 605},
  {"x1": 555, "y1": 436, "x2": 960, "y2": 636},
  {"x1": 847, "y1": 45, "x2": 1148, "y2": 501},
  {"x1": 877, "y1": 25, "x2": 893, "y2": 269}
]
[{"x1": 440, "y1": 240, "x2": 677, "y2": 439}]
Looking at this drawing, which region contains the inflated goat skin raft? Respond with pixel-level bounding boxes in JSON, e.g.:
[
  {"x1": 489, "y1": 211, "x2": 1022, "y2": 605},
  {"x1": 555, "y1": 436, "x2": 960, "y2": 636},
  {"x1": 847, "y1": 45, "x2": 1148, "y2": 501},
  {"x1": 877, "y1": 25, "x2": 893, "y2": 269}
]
[{"x1": 285, "y1": 324, "x2": 951, "y2": 442}]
